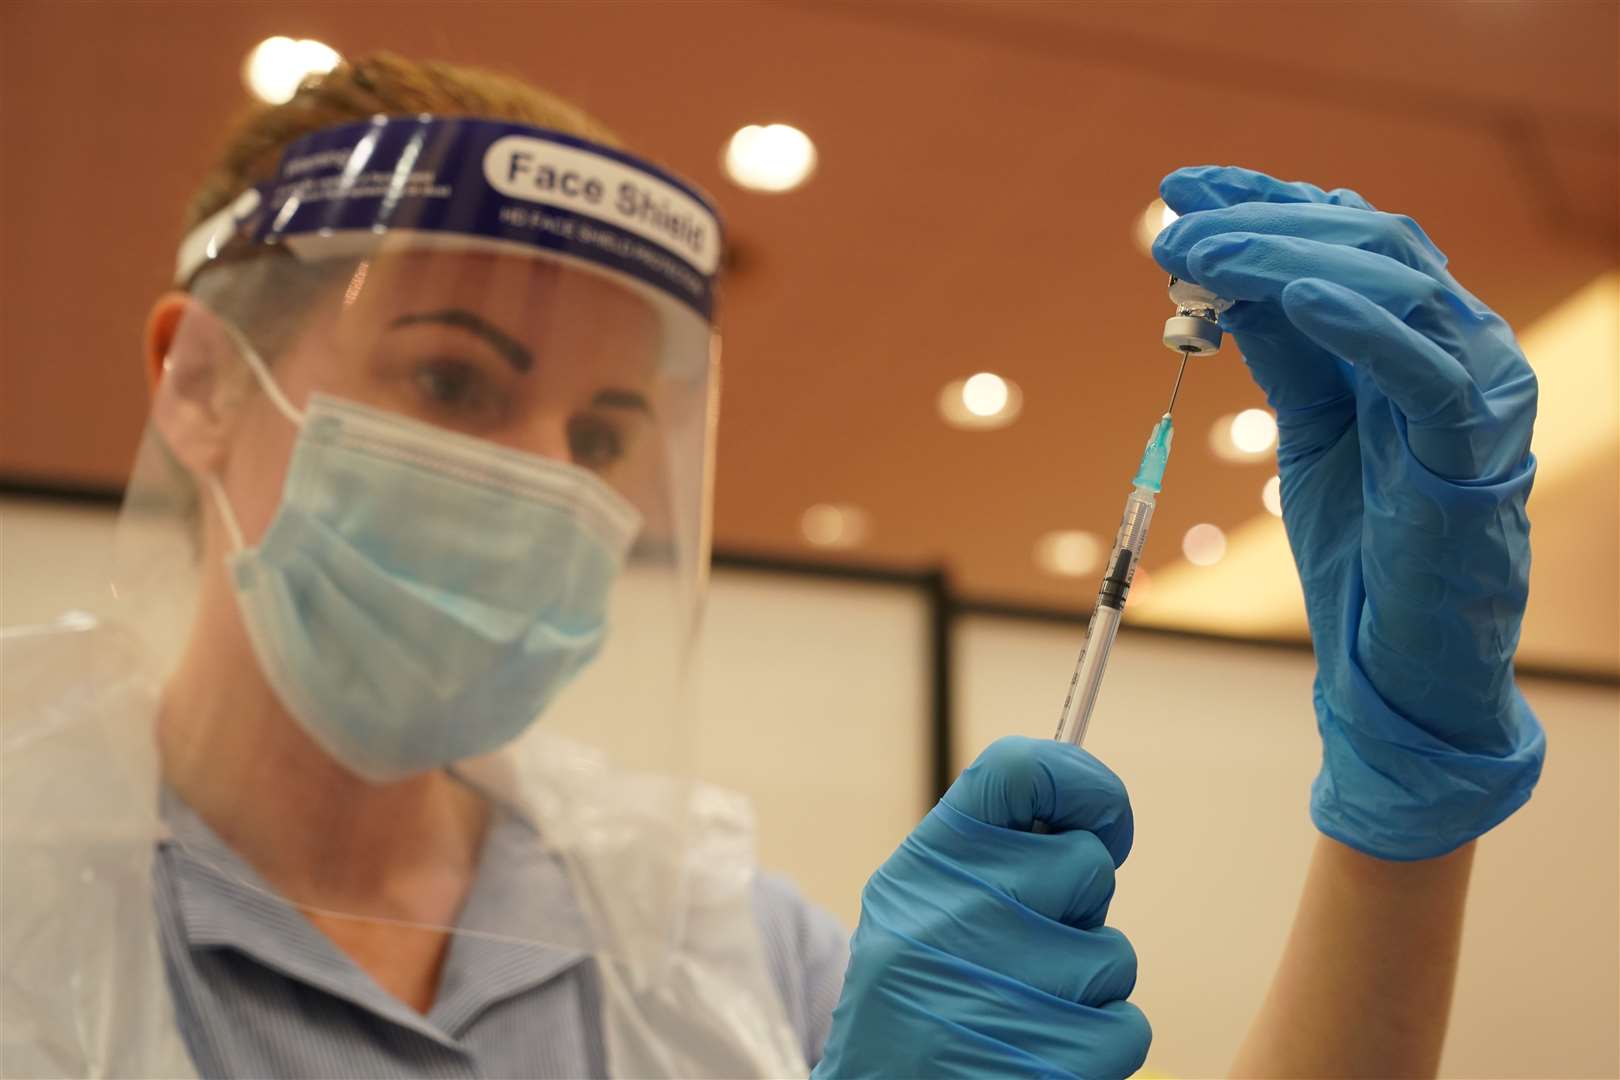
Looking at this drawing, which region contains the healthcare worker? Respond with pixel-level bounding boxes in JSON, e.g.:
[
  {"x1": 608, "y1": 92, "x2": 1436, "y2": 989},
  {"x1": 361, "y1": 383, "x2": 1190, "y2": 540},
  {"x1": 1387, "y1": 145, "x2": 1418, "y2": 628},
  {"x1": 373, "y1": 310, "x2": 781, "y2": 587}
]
[{"x1": 0, "y1": 53, "x2": 1543, "y2": 1080}]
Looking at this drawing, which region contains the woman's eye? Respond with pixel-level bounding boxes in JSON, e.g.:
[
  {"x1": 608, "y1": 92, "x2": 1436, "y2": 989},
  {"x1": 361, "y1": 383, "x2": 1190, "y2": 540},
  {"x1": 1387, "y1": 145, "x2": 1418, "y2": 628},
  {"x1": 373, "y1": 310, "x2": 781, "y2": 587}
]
[
  {"x1": 411, "y1": 359, "x2": 507, "y2": 423},
  {"x1": 414, "y1": 359, "x2": 477, "y2": 404},
  {"x1": 568, "y1": 415, "x2": 625, "y2": 470}
]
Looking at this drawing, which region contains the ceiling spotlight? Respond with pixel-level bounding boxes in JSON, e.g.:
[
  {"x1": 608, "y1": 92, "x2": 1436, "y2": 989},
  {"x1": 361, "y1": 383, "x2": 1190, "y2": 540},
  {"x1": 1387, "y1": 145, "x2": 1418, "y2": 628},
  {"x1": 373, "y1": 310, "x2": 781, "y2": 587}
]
[
  {"x1": 1230, "y1": 408, "x2": 1278, "y2": 454},
  {"x1": 1182, "y1": 523, "x2": 1228, "y2": 566},
  {"x1": 1209, "y1": 409, "x2": 1277, "y2": 463},
  {"x1": 939, "y1": 373, "x2": 1023, "y2": 430},
  {"x1": 962, "y1": 372, "x2": 1010, "y2": 417},
  {"x1": 1034, "y1": 530, "x2": 1102, "y2": 577},
  {"x1": 801, "y1": 503, "x2": 870, "y2": 549},
  {"x1": 243, "y1": 36, "x2": 340, "y2": 105},
  {"x1": 722, "y1": 124, "x2": 817, "y2": 192},
  {"x1": 1262, "y1": 474, "x2": 1283, "y2": 517},
  {"x1": 1134, "y1": 197, "x2": 1178, "y2": 254}
]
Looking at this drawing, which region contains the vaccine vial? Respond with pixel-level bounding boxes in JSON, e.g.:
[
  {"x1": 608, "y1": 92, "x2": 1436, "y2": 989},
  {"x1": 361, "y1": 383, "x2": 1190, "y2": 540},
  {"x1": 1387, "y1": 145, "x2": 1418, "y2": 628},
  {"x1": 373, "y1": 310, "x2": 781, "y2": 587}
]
[{"x1": 1163, "y1": 275, "x2": 1232, "y2": 355}]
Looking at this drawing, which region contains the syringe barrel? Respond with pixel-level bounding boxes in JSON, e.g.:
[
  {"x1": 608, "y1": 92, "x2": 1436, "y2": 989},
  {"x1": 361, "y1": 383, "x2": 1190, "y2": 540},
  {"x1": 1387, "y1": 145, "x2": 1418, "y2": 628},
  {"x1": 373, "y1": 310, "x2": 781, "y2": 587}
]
[
  {"x1": 1097, "y1": 488, "x2": 1155, "y2": 611},
  {"x1": 1055, "y1": 605, "x2": 1120, "y2": 746},
  {"x1": 1053, "y1": 486, "x2": 1157, "y2": 747}
]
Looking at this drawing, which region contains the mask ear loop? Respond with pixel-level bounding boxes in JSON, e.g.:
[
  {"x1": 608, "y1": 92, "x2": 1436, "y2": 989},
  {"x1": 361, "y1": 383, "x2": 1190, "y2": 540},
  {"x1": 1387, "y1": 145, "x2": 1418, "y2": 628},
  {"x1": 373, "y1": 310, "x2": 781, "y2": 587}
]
[
  {"x1": 216, "y1": 319, "x2": 305, "y2": 427},
  {"x1": 204, "y1": 472, "x2": 247, "y2": 553},
  {"x1": 197, "y1": 319, "x2": 306, "y2": 554}
]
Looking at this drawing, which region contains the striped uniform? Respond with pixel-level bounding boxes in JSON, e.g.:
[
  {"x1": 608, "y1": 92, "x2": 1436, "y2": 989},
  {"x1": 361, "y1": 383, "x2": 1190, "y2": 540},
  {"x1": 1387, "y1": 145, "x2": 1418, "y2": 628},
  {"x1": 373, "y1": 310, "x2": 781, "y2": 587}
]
[{"x1": 154, "y1": 794, "x2": 849, "y2": 1078}]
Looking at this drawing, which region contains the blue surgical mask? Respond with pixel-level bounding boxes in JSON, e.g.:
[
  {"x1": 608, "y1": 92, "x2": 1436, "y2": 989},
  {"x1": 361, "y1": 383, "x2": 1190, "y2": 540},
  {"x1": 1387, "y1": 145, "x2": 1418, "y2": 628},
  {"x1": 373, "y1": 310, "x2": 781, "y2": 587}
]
[{"x1": 207, "y1": 384, "x2": 642, "y2": 782}]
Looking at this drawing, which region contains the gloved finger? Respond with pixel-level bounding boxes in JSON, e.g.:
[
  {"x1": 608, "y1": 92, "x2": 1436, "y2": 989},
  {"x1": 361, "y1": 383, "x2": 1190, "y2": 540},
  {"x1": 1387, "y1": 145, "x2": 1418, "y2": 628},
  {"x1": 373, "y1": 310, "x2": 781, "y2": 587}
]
[
  {"x1": 1185, "y1": 232, "x2": 1474, "y2": 364},
  {"x1": 863, "y1": 862, "x2": 1137, "y2": 1004},
  {"x1": 847, "y1": 920, "x2": 1152, "y2": 1079},
  {"x1": 914, "y1": 801, "x2": 1118, "y2": 926},
  {"x1": 943, "y1": 736, "x2": 1133, "y2": 867},
  {"x1": 1154, "y1": 201, "x2": 1448, "y2": 283},
  {"x1": 1161, "y1": 164, "x2": 1376, "y2": 215},
  {"x1": 1211, "y1": 300, "x2": 1355, "y2": 430},
  {"x1": 1279, "y1": 278, "x2": 1512, "y2": 481}
]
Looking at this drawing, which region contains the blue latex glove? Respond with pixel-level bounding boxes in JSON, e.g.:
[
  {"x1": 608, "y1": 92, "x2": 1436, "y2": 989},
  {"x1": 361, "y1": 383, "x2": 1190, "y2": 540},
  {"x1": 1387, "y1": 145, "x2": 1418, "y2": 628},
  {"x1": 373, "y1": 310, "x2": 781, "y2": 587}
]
[
  {"x1": 1153, "y1": 165, "x2": 1546, "y2": 861},
  {"x1": 813, "y1": 737, "x2": 1150, "y2": 1080}
]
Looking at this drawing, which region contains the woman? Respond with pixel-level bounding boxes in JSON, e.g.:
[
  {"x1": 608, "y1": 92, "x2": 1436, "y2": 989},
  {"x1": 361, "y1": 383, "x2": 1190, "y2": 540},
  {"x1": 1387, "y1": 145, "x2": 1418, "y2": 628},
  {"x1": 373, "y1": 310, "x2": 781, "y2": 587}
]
[
  {"x1": 2, "y1": 53, "x2": 1544, "y2": 1080},
  {"x1": 6, "y1": 54, "x2": 843, "y2": 1078}
]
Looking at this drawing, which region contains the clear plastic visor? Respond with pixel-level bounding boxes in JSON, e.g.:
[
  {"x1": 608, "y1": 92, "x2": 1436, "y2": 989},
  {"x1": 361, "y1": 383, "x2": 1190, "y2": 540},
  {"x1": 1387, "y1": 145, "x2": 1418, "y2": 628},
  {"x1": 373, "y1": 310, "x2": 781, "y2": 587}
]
[{"x1": 110, "y1": 236, "x2": 716, "y2": 973}]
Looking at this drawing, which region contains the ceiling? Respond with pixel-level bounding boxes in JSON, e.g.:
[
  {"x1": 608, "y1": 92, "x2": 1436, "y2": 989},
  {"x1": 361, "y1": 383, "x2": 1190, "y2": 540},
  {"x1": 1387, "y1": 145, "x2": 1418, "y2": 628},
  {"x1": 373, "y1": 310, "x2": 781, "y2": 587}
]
[{"x1": 3, "y1": 0, "x2": 1616, "y2": 676}]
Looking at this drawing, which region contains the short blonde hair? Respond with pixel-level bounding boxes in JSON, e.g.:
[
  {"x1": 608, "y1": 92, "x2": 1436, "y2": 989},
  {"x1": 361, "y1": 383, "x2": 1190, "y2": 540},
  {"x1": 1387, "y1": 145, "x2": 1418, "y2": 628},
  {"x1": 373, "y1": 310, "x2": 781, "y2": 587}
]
[{"x1": 185, "y1": 51, "x2": 621, "y2": 232}]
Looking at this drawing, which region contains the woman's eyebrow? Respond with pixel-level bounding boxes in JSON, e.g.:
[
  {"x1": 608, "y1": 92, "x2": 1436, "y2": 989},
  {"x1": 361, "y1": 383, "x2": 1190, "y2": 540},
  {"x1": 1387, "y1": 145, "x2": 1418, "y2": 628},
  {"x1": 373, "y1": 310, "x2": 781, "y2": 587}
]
[{"x1": 389, "y1": 308, "x2": 532, "y2": 372}]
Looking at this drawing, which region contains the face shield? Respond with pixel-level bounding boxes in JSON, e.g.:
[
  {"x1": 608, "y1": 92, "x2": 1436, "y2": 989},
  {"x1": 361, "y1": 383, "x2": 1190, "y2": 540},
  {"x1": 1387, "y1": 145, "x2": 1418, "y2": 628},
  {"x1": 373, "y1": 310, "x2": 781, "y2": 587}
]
[{"x1": 113, "y1": 117, "x2": 725, "y2": 976}]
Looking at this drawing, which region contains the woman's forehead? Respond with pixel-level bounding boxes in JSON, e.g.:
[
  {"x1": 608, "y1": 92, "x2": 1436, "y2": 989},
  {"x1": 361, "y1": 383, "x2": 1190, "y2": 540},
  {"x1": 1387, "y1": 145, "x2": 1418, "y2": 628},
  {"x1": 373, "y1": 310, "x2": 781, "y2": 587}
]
[{"x1": 346, "y1": 249, "x2": 658, "y2": 326}]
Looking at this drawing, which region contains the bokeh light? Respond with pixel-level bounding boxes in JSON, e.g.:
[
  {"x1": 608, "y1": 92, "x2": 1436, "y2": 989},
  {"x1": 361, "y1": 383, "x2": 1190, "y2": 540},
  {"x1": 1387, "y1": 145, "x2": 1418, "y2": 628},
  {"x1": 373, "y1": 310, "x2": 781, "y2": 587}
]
[
  {"x1": 243, "y1": 37, "x2": 340, "y2": 105},
  {"x1": 1210, "y1": 409, "x2": 1278, "y2": 462},
  {"x1": 1034, "y1": 530, "x2": 1102, "y2": 577},
  {"x1": 723, "y1": 124, "x2": 818, "y2": 192},
  {"x1": 1230, "y1": 408, "x2": 1278, "y2": 454},
  {"x1": 801, "y1": 503, "x2": 870, "y2": 548},
  {"x1": 939, "y1": 374, "x2": 1022, "y2": 430},
  {"x1": 961, "y1": 372, "x2": 1010, "y2": 417},
  {"x1": 1262, "y1": 474, "x2": 1283, "y2": 517},
  {"x1": 1182, "y1": 523, "x2": 1228, "y2": 566},
  {"x1": 1135, "y1": 197, "x2": 1179, "y2": 254}
]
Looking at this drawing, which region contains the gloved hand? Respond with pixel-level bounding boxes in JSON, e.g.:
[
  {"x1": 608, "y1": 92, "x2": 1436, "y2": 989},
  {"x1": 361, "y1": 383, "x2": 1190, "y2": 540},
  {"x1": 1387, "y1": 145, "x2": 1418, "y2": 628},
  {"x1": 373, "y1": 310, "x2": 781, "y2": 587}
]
[
  {"x1": 813, "y1": 736, "x2": 1150, "y2": 1080},
  {"x1": 1153, "y1": 165, "x2": 1546, "y2": 861}
]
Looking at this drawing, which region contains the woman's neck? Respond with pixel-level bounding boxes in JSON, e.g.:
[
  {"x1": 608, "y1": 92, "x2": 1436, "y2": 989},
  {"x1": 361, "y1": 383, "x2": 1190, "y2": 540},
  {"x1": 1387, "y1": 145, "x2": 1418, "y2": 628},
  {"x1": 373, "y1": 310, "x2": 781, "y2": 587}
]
[{"x1": 157, "y1": 572, "x2": 488, "y2": 924}]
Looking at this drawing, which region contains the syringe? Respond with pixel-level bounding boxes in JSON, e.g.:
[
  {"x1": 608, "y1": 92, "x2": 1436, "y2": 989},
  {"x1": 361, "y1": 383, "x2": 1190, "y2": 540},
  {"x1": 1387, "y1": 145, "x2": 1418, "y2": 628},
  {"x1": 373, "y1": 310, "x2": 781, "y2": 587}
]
[
  {"x1": 1053, "y1": 275, "x2": 1228, "y2": 747},
  {"x1": 1053, "y1": 410, "x2": 1174, "y2": 747}
]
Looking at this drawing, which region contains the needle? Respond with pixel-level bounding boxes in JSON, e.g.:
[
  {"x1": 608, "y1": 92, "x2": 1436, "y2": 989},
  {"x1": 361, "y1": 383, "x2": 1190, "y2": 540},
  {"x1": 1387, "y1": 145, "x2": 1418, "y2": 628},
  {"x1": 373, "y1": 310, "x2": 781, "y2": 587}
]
[{"x1": 1165, "y1": 347, "x2": 1193, "y2": 417}]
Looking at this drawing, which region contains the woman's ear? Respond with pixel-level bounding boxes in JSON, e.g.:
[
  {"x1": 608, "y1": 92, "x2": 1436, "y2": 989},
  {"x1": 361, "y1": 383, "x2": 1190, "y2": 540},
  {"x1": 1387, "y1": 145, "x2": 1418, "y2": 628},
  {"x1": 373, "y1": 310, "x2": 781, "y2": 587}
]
[{"x1": 145, "y1": 292, "x2": 241, "y2": 476}]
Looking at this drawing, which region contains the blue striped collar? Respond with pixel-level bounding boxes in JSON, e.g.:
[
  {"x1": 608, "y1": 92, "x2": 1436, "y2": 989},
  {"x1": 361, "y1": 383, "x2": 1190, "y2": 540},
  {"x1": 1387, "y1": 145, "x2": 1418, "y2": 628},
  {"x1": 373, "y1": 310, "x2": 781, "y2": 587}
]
[{"x1": 158, "y1": 786, "x2": 592, "y2": 1042}]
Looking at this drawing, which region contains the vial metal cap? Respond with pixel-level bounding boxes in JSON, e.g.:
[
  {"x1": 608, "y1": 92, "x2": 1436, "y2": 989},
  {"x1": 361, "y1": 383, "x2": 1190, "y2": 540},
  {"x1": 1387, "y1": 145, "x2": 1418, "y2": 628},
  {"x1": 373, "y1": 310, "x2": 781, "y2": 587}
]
[{"x1": 1163, "y1": 314, "x2": 1222, "y2": 355}]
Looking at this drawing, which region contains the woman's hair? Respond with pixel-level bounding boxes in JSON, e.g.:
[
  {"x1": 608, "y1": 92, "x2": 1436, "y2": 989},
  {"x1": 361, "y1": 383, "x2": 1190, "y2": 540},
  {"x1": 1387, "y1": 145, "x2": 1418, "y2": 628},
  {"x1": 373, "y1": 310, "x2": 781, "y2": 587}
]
[{"x1": 186, "y1": 51, "x2": 620, "y2": 232}]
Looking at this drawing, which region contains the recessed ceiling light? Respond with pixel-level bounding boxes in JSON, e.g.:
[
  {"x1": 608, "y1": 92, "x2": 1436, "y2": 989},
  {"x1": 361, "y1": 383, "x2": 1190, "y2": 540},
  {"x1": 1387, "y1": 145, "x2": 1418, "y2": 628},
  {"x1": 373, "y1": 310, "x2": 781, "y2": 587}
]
[
  {"x1": 1034, "y1": 530, "x2": 1102, "y2": 577},
  {"x1": 722, "y1": 124, "x2": 817, "y2": 193},
  {"x1": 962, "y1": 372, "x2": 1010, "y2": 417},
  {"x1": 1262, "y1": 474, "x2": 1283, "y2": 517},
  {"x1": 1182, "y1": 523, "x2": 1228, "y2": 566},
  {"x1": 939, "y1": 373, "x2": 1022, "y2": 430},
  {"x1": 1209, "y1": 410, "x2": 1277, "y2": 462},
  {"x1": 800, "y1": 503, "x2": 870, "y2": 549},
  {"x1": 1134, "y1": 197, "x2": 1178, "y2": 255},
  {"x1": 243, "y1": 36, "x2": 340, "y2": 105},
  {"x1": 1230, "y1": 408, "x2": 1278, "y2": 454}
]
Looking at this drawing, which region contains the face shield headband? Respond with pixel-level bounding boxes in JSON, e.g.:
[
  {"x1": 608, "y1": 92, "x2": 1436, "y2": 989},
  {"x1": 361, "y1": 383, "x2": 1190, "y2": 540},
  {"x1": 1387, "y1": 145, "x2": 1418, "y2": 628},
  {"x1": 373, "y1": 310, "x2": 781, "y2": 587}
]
[{"x1": 176, "y1": 115, "x2": 724, "y2": 329}]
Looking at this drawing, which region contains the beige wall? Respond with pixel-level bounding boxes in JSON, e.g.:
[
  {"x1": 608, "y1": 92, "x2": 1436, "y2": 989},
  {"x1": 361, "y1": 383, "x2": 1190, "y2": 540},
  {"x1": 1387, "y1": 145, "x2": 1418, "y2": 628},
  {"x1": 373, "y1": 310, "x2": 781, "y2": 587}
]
[
  {"x1": 1, "y1": 497, "x2": 118, "y2": 626},
  {"x1": 697, "y1": 570, "x2": 930, "y2": 924},
  {"x1": 4, "y1": 495, "x2": 1617, "y2": 1077}
]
